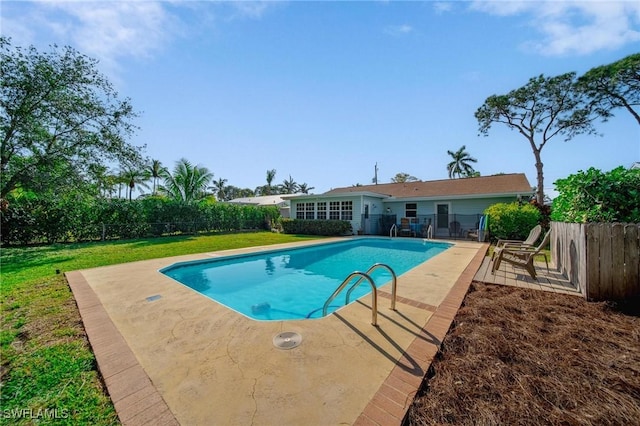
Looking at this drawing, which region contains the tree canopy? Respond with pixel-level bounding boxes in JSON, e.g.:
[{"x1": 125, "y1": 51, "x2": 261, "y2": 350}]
[
  {"x1": 578, "y1": 53, "x2": 640, "y2": 126},
  {"x1": 0, "y1": 37, "x2": 143, "y2": 199},
  {"x1": 475, "y1": 72, "x2": 598, "y2": 204},
  {"x1": 551, "y1": 166, "x2": 640, "y2": 223},
  {"x1": 160, "y1": 158, "x2": 213, "y2": 203},
  {"x1": 391, "y1": 172, "x2": 418, "y2": 183}
]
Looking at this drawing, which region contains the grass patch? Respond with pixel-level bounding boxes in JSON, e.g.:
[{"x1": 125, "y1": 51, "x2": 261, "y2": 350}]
[{"x1": 1, "y1": 231, "x2": 320, "y2": 424}]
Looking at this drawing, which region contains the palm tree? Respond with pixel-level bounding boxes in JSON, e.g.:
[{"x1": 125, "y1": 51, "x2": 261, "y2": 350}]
[
  {"x1": 281, "y1": 175, "x2": 298, "y2": 194},
  {"x1": 146, "y1": 159, "x2": 166, "y2": 196},
  {"x1": 122, "y1": 168, "x2": 150, "y2": 201},
  {"x1": 446, "y1": 145, "x2": 478, "y2": 179},
  {"x1": 211, "y1": 178, "x2": 229, "y2": 201},
  {"x1": 297, "y1": 183, "x2": 315, "y2": 194},
  {"x1": 160, "y1": 158, "x2": 213, "y2": 203},
  {"x1": 265, "y1": 169, "x2": 277, "y2": 195}
]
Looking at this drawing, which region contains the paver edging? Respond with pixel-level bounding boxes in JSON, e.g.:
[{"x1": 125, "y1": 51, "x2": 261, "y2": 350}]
[{"x1": 65, "y1": 271, "x2": 179, "y2": 426}]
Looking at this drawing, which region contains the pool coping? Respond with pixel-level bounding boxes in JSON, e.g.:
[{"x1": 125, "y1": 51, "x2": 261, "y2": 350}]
[{"x1": 66, "y1": 240, "x2": 489, "y2": 425}]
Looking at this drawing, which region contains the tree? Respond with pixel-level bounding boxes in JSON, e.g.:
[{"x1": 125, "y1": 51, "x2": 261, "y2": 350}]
[
  {"x1": 446, "y1": 145, "x2": 477, "y2": 179},
  {"x1": 578, "y1": 53, "x2": 640, "y2": 126},
  {"x1": 391, "y1": 172, "x2": 418, "y2": 183},
  {"x1": 551, "y1": 166, "x2": 640, "y2": 223},
  {"x1": 211, "y1": 177, "x2": 229, "y2": 201},
  {"x1": 121, "y1": 168, "x2": 149, "y2": 201},
  {"x1": 297, "y1": 183, "x2": 315, "y2": 194},
  {"x1": 475, "y1": 73, "x2": 598, "y2": 204},
  {"x1": 160, "y1": 158, "x2": 213, "y2": 203},
  {"x1": 281, "y1": 175, "x2": 298, "y2": 194},
  {"x1": 146, "y1": 159, "x2": 166, "y2": 196},
  {"x1": 265, "y1": 169, "x2": 276, "y2": 195},
  {"x1": 0, "y1": 37, "x2": 142, "y2": 200}
]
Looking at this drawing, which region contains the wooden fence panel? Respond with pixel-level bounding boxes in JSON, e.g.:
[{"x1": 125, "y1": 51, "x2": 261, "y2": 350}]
[
  {"x1": 552, "y1": 222, "x2": 639, "y2": 301},
  {"x1": 623, "y1": 224, "x2": 640, "y2": 298},
  {"x1": 585, "y1": 224, "x2": 602, "y2": 300},
  {"x1": 551, "y1": 222, "x2": 586, "y2": 297}
]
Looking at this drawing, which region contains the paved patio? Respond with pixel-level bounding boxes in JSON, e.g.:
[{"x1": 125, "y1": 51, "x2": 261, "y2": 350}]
[{"x1": 66, "y1": 238, "x2": 488, "y2": 426}]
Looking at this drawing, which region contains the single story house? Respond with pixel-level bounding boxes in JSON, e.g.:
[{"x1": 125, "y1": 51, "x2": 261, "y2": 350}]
[
  {"x1": 226, "y1": 194, "x2": 296, "y2": 217},
  {"x1": 283, "y1": 174, "x2": 533, "y2": 238}
]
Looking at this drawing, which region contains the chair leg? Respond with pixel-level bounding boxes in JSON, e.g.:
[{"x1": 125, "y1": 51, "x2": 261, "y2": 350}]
[
  {"x1": 491, "y1": 251, "x2": 502, "y2": 274},
  {"x1": 525, "y1": 261, "x2": 537, "y2": 280}
]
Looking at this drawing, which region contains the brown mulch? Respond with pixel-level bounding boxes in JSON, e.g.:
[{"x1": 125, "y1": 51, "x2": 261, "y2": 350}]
[{"x1": 405, "y1": 282, "x2": 640, "y2": 426}]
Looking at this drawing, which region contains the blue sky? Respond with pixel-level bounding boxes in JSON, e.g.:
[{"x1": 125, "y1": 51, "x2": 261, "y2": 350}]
[{"x1": 3, "y1": 1, "x2": 640, "y2": 198}]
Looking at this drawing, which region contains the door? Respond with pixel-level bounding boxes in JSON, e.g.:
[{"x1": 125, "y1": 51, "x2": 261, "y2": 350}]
[{"x1": 436, "y1": 203, "x2": 449, "y2": 235}]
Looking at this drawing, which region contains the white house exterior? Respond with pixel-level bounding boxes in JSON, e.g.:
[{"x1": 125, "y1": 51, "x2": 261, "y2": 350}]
[
  {"x1": 226, "y1": 194, "x2": 302, "y2": 218},
  {"x1": 283, "y1": 174, "x2": 534, "y2": 238}
]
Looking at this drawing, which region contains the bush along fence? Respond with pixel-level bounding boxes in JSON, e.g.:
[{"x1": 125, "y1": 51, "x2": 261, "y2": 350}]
[
  {"x1": 552, "y1": 221, "x2": 640, "y2": 301},
  {"x1": 0, "y1": 199, "x2": 281, "y2": 245},
  {"x1": 281, "y1": 219, "x2": 352, "y2": 236}
]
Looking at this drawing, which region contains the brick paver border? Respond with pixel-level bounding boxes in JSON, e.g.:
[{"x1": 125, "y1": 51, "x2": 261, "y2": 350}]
[
  {"x1": 354, "y1": 243, "x2": 490, "y2": 425},
  {"x1": 66, "y1": 271, "x2": 179, "y2": 426}
]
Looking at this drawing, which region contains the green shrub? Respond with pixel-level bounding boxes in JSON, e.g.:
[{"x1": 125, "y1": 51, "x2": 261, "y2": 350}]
[
  {"x1": 484, "y1": 202, "x2": 541, "y2": 241},
  {"x1": 281, "y1": 219, "x2": 352, "y2": 236},
  {"x1": 1, "y1": 195, "x2": 282, "y2": 245},
  {"x1": 552, "y1": 166, "x2": 640, "y2": 223}
]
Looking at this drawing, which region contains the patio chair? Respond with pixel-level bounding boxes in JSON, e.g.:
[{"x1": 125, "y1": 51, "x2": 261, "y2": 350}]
[
  {"x1": 449, "y1": 221, "x2": 462, "y2": 238},
  {"x1": 491, "y1": 229, "x2": 551, "y2": 280},
  {"x1": 399, "y1": 218, "x2": 414, "y2": 237},
  {"x1": 491, "y1": 225, "x2": 542, "y2": 259}
]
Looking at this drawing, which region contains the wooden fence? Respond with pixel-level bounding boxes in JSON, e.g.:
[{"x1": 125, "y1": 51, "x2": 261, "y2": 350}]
[{"x1": 551, "y1": 222, "x2": 640, "y2": 301}]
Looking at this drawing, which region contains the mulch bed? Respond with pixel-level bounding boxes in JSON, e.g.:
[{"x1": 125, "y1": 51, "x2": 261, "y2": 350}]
[{"x1": 405, "y1": 282, "x2": 640, "y2": 425}]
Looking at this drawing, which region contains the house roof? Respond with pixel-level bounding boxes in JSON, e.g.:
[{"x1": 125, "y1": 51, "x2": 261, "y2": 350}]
[
  {"x1": 322, "y1": 173, "x2": 533, "y2": 199},
  {"x1": 226, "y1": 194, "x2": 300, "y2": 206}
]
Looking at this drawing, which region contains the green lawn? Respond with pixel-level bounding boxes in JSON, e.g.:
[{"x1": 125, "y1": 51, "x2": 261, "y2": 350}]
[{"x1": 1, "y1": 232, "x2": 320, "y2": 425}]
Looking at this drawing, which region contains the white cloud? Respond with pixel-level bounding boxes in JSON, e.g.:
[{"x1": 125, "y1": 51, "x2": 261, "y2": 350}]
[
  {"x1": 2, "y1": 0, "x2": 179, "y2": 75},
  {"x1": 384, "y1": 24, "x2": 414, "y2": 36},
  {"x1": 470, "y1": 0, "x2": 640, "y2": 55},
  {"x1": 46, "y1": 1, "x2": 177, "y2": 71},
  {"x1": 433, "y1": 2, "x2": 453, "y2": 15}
]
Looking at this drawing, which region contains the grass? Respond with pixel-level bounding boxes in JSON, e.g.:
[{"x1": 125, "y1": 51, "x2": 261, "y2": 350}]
[
  {"x1": 405, "y1": 282, "x2": 640, "y2": 425},
  {"x1": 0, "y1": 232, "x2": 321, "y2": 425}
]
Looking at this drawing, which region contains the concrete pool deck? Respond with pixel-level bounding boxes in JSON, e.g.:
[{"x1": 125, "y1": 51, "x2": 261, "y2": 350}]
[{"x1": 66, "y1": 237, "x2": 488, "y2": 425}]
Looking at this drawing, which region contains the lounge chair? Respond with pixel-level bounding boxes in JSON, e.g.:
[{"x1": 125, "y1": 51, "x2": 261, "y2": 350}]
[
  {"x1": 491, "y1": 229, "x2": 551, "y2": 280},
  {"x1": 491, "y1": 224, "x2": 542, "y2": 259},
  {"x1": 399, "y1": 217, "x2": 414, "y2": 237}
]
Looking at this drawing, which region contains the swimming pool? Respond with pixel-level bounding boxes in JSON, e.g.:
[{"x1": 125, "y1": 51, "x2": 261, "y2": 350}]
[{"x1": 160, "y1": 238, "x2": 451, "y2": 321}]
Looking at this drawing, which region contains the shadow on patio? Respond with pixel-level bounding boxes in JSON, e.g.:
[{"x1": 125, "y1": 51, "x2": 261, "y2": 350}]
[{"x1": 473, "y1": 255, "x2": 582, "y2": 296}]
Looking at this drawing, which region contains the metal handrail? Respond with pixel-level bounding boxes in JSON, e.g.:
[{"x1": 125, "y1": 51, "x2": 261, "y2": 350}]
[
  {"x1": 389, "y1": 224, "x2": 397, "y2": 238},
  {"x1": 322, "y1": 272, "x2": 378, "y2": 326},
  {"x1": 345, "y1": 263, "x2": 398, "y2": 310}
]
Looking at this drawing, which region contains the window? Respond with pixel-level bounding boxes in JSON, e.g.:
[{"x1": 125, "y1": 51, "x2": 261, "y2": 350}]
[
  {"x1": 405, "y1": 203, "x2": 417, "y2": 218},
  {"x1": 329, "y1": 201, "x2": 341, "y2": 220},
  {"x1": 341, "y1": 201, "x2": 353, "y2": 220},
  {"x1": 317, "y1": 202, "x2": 327, "y2": 220},
  {"x1": 305, "y1": 202, "x2": 315, "y2": 219},
  {"x1": 296, "y1": 203, "x2": 305, "y2": 219}
]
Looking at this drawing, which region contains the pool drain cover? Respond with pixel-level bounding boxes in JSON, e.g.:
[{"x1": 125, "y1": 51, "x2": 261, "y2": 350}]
[{"x1": 273, "y1": 332, "x2": 302, "y2": 350}]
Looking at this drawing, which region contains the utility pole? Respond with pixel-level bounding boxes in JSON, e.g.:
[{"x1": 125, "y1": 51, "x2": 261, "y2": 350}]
[{"x1": 373, "y1": 162, "x2": 378, "y2": 185}]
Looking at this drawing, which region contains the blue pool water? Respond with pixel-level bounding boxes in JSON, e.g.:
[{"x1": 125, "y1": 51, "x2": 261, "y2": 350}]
[{"x1": 160, "y1": 238, "x2": 451, "y2": 321}]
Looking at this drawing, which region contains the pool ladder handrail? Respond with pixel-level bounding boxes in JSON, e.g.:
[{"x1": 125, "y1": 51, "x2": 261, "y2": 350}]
[
  {"x1": 389, "y1": 224, "x2": 398, "y2": 238},
  {"x1": 321, "y1": 263, "x2": 398, "y2": 326},
  {"x1": 345, "y1": 263, "x2": 397, "y2": 310}
]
